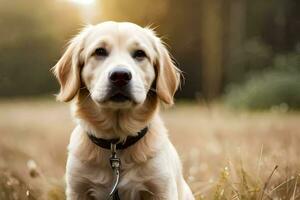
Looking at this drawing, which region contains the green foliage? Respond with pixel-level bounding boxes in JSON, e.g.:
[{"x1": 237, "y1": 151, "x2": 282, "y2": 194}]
[
  {"x1": 224, "y1": 53, "x2": 300, "y2": 110},
  {"x1": 226, "y1": 38, "x2": 273, "y2": 84}
]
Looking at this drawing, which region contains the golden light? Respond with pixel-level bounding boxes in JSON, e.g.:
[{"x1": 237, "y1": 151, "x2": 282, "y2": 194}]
[
  {"x1": 66, "y1": 0, "x2": 98, "y2": 23},
  {"x1": 69, "y1": 0, "x2": 95, "y2": 5}
]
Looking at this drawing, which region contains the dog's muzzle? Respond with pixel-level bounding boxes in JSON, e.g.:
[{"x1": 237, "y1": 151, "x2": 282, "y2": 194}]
[{"x1": 106, "y1": 67, "x2": 133, "y2": 103}]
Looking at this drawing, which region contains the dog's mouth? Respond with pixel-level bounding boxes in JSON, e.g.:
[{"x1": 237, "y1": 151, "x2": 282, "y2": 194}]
[
  {"x1": 109, "y1": 93, "x2": 131, "y2": 103},
  {"x1": 92, "y1": 86, "x2": 137, "y2": 106}
]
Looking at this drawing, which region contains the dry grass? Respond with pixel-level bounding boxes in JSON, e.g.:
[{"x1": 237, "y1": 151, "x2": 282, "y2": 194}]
[{"x1": 0, "y1": 98, "x2": 300, "y2": 200}]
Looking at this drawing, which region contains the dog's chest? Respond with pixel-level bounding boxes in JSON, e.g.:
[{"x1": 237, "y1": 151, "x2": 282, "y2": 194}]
[{"x1": 88, "y1": 166, "x2": 150, "y2": 199}]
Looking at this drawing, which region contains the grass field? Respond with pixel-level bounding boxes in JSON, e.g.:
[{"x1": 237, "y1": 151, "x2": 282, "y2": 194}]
[{"x1": 0, "y1": 98, "x2": 300, "y2": 200}]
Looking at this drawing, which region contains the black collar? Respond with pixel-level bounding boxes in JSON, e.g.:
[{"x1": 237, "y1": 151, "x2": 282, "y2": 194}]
[{"x1": 87, "y1": 127, "x2": 148, "y2": 150}]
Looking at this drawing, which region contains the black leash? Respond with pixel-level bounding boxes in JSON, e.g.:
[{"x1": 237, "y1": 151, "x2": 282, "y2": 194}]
[{"x1": 87, "y1": 127, "x2": 149, "y2": 200}]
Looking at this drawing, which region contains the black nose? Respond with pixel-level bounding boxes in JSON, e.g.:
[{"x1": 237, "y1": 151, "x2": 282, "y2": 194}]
[{"x1": 109, "y1": 67, "x2": 132, "y2": 87}]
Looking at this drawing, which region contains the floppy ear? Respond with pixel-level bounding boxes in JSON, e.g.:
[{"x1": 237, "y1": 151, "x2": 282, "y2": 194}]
[
  {"x1": 51, "y1": 34, "x2": 84, "y2": 102},
  {"x1": 155, "y1": 39, "x2": 181, "y2": 105}
]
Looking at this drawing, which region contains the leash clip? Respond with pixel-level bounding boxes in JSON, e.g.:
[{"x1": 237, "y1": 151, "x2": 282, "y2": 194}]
[
  {"x1": 110, "y1": 143, "x2": 120, "y2": 169},
  {"x1": 108, "y1": 143, "x2": 121, "y2": 200}
]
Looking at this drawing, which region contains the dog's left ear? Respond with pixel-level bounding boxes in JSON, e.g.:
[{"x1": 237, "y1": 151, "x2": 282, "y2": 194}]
[
  {"x1": 51, "y1": 38, "x2": 81, "y2": 102},
  {"x1": 51, "y1": 26, "x2": 92, "y2": 102},
  {"x1": 151, "y1": 34, "x2": 181, "y2": 105}
]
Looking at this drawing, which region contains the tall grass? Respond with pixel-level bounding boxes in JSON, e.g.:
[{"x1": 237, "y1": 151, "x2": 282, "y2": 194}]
[{"x1": 0, "y1": 99, "x2": 299, "y2": 199}]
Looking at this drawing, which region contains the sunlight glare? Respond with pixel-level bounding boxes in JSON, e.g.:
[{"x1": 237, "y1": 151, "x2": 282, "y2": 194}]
[{"x1": 69, "y1": 0, "x2": 95, "y2": 5}]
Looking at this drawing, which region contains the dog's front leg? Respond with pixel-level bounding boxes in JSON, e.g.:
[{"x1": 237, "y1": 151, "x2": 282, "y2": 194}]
[
  {"x1": 142, "y1": 177, "x2": 179, "y2": 200},
  {"x1": 65, "y1": 189, "x2": 84, "y2": 200},
  {"x1": 162, "y1": 179, "x2": 179, "y2": 200},
  {"x1": 65, "y1": 157, "x2": 102, "y2": 200},
  {"x1": 65, "y1": 177, "x2": 94, "y2": 200}
]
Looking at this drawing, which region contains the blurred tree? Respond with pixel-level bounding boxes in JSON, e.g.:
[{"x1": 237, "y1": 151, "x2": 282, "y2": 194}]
[
  {"x1": 223, "y1": 0, "x2": 247, "y2": 84},
  {"x1": 199, "y1": 0, "x2": 224, "y2": 99}
]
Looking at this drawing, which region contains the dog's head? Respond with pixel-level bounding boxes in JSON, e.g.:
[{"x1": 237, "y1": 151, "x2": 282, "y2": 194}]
[{"x1": 52, "y1": 21, "x2": 180, "y2": 109}]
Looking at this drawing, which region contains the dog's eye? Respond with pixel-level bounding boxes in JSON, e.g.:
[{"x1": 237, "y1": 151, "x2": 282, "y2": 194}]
[
  {"x1": 94, "y1": 48, "x2": 108, "y2": 57},
  {"x1": 132, "y1": 50, "x2": 147, "y2": 60}
]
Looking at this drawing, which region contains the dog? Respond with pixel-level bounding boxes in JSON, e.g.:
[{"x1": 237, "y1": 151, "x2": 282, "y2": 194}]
[{"x1": 52, "y1": 21, "x2": 194, "y2": 200}]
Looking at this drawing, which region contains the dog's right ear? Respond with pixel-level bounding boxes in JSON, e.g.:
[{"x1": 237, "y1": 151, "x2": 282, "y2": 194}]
[
  {"x1": 51, "y1": 27, "x2": 91, "y2": 102},
  {"x1": 144, "y1": 28, "x2": 181, "y2": 105}
]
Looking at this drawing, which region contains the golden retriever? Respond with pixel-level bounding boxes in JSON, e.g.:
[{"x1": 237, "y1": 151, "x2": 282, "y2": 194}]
[{"x1": 52, "y1": 21, "x2": 194, "y2": 200}]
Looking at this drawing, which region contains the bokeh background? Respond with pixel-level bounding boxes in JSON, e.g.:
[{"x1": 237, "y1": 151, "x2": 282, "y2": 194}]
[
  {"x1": 1, "y1": 0, "x2": 299, "y2": 109},
  {"x1": 0, "y1": 0, "x2": 300, "y2": 199}
]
